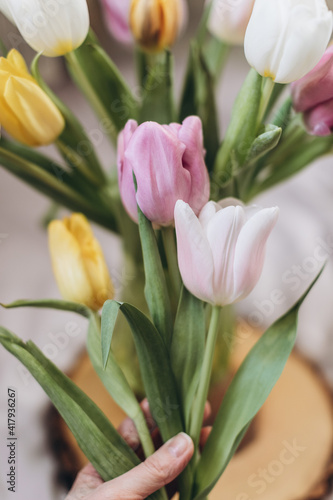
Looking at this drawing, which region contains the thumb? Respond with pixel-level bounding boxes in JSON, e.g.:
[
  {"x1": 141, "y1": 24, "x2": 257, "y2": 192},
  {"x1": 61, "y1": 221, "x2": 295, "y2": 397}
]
[{"x1": 99, "y1": 433, "x2": 194, "y2": 500}]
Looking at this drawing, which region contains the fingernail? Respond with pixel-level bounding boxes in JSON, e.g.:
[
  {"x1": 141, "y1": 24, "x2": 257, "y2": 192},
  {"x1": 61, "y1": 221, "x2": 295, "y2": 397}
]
[{"x1": 167, "y1": 433, "x2": 193, "y2": 458}]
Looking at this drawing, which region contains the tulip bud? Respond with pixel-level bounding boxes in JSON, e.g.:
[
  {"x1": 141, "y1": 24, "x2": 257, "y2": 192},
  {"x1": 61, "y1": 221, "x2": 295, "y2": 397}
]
[
  {"x1": 291, "y1": 46, "x2": 333, "y2": 136},
  {"x1": 0, "y1": 0, "x2": 89, "y2": 57},
  {"x1": 48, "y1": 214, "x2": 114, "y2": 311},
  {"x1": 129, "y1": 0, "x2": 188, "y2": 52},
  {"x1": 117, "y1": 116, "x2": 210, "y2": 227},
  {"x1": 0, "y1": 50, "x2": 65, "y2": 146},
  {"x1": 174, "y1": 198, "x2": 279, "y2": 306},
  {"x1": 244, "y1": 0, "x2": 333, "y2": 84},
  {"x1": 100, "y1": 0, "x2": 133, "y2": 45},
  {"x1": 208, "y1": 0, "x2": 255, "y2": 46}
]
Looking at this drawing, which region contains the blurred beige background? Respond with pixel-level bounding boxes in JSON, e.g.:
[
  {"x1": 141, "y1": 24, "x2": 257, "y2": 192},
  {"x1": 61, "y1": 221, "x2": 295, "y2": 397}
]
[{"x1": 0, "y1": 1, "x2": 333, "y2": 499}]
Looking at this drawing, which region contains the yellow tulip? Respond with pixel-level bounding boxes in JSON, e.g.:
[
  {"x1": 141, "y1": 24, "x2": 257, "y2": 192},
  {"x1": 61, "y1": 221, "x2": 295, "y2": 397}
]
[
  {"x1": 0, "y1": 49, "x2": 65, "y2": 146},
  {"x1": 130, "y1": 0, "x2": 187, "y2": 52},
  {"x1": 48, "y1": 214, "x2": 115, "y2": 311}
]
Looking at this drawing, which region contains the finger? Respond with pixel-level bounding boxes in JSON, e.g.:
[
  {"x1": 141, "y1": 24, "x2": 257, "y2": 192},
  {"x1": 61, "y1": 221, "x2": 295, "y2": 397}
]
[
  {"x1": 98, "y1": 433, "x2": 194, "y2": 500},
  {"x1": 117, "y1": 400, "x2": 155, "y2": 451},
  {"x1": 199, "y1": 426, "x2": 212, "y2": 450},
  {"x1": 66, "y1": 464, "x2": 103, "y2": 499}
]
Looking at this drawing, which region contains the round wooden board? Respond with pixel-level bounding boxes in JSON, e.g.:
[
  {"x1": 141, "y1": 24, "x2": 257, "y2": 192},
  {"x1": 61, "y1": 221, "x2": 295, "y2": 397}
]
[{"x1": 55, "y1": 328, "x2": 333, "y2": 499}]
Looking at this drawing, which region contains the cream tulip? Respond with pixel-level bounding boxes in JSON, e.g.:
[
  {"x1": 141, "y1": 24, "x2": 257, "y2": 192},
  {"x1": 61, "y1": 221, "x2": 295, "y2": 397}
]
[
  {"x1": 48, "y1": 214, "x2": 114, "y2": 311},
  {"x1": 208, "y1": 0, "x2": 255, "y2": 46},
  {"x1": 244, "y1": 0, "x2": 333, "y2": 84},
  {"x1": 0, "y1": 0, "x2": 90, "y2": 57}
]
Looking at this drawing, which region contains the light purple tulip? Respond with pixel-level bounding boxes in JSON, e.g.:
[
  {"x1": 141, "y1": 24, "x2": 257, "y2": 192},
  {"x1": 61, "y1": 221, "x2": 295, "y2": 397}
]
[
  {"x1": 291, "y1": 46, "x2": 333, "y2": 136},
  {"x1": 117, "y1": 117, "x2": 210, "y2": 227},
  {"x1": 100, "y1": 0, "x2": 133, "y2": 45},
  {"x1": 174, "y1": 198, "x2": 279, "y2": 306}
]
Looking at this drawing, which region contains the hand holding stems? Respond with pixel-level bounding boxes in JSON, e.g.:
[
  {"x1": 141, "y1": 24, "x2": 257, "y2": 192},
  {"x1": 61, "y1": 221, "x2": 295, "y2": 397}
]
[{"x1": 66, "y1": 400, "x2": 212, "y2": 500}]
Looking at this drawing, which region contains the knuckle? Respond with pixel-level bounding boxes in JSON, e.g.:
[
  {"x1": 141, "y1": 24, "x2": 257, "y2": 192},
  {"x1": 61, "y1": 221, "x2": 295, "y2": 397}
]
[{"x1": 142, "y1": 457, "x2": 167, "y2": 483}]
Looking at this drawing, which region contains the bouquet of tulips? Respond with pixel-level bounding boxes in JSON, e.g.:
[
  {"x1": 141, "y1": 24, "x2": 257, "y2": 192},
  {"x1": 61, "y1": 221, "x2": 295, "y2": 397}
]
[{"x1": 1, "y1": 0, "x2": 333, "y2": 498}]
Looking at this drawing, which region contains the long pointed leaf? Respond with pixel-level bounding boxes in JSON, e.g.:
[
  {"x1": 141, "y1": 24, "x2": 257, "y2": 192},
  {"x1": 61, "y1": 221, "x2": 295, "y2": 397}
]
[
  {"x1": 171, "y1": 287, "x2": 205, "y2": 430},
  {"x1": 137, "y1": 206, "x2": 173, "y2": 346},
  {"x1": 88, "y1": 314, "x2": 155, "y2": 458},
  {"x1": 193, "y1": 271, "x2": 323, "y2": 499},
  {"x1": 0, "y1": 328, "x2": 140, "y2": 478},
  {"x1": 1, "y1": 299, "x2": 91, "y2": 318},
  {"x1": 101, "y1": 301, "x2": 183, "y2": 443}
]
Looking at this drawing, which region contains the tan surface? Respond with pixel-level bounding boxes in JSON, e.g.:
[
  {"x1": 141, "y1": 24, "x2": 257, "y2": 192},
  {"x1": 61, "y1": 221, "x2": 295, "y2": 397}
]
[{"x1": 63, "y1": 328, "x2": 333, "y2": 499}]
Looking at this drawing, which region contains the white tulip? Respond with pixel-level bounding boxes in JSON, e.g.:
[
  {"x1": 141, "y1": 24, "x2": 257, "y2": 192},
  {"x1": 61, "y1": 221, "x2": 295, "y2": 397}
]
[
  {"x1": 174, "y1": 198, "x2": 279, "y2": 306},
  {"x1": 0, "y1": 0, "x2": 90, "y2": 57},
  {"x1": 244, "y1": 0, "x2": 333, "y2": 84},
  {"x1": 208, "y1": 0, "x2": 255, "y2": 46},
  {"x1": 0, "y1": 1, "x2": 14, "y2": 23}
]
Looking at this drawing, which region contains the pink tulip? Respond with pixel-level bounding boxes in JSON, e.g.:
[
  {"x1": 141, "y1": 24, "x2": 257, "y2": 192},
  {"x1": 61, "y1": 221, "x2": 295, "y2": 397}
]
[
  {"x1": 174, "y1": 198, "x2": 279, "y2": 306},
  {"x1": 291, "y1": 46, "x2": 333, "y2": 136},
  {"x1": 117, "y1": 117, "x2": 210, "y2": 227},
  {"x1": 100, "y1": 0, "x2": 133, "y2": 45}
]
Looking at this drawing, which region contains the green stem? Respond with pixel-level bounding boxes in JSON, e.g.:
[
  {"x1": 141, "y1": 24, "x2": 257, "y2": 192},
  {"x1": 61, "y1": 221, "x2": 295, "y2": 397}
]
[
  {"x1": 189, "y1": 306, "x2": 221, "y2": 449},
  {"x1": 257, "y1": 77, "x2": 275, "y2": 129},
  {"x1": 161, "y1": 227, "x2": 182, "y2": 298},
  {"x1": 65, "y1": 52, "x2": 117, "y2": 146}
]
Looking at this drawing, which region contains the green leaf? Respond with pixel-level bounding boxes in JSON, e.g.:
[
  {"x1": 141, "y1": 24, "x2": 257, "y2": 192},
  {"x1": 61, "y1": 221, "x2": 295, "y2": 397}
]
[
  {"x1": 1, "y1": 299, "x2": 91, "y2": 318},
  {"x1": 66, "y1": 32, "x2": 138, "y2": 142},
  {"x1": 214, "y1": 69, "x2": 263, "y2": 186},
  {"x1": 87, "y1": 314, "x2": 155, "y2": 458},
  {"x1": 171, "y1": 287, "x2": 206, "y2": 430},
  {"x1": 139, "y1": 51, "x2": 175, "y2": 124},
  {"x1": 138, "y1": 206, "x2": 172, "y2": 347},
  {"x1": 101, "y1": 301, "x2": 184, "y2": 443},
  {"x1": 101, "y1": 300, "x2": 122, "y2": 368},
  {"x1": 179, "y1": 41, "x2": 220, "y2": 171},
  {"x1": 31, "y1": 53, "x2": 106, "y2": 186},
  {"x1": 192, "y1": 271, "x2": 323, "y2": 500},
  {"x1": 0, "y1": 327, "x2": 140, "y2": 479},
  {"x1": 245, "y1": 125, "x2": 282, "y2": 166},
  {"x1": 0, "y1": 146, "x2": 118, "y2": 232}
]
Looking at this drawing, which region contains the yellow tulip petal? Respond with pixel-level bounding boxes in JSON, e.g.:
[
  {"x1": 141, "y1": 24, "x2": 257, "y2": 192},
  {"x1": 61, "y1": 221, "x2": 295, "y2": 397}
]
[
  {"x1": 48, "y1": 221, "x2": 96, "y2": 308},
  {"x1": 0, "y1": 92, "x2": 38, "y2": 145},
  {"x1": 66, "y1": 214, "x2": 115, "y2": 309},
  {"x1": 4, "y1": 76, "x2": 65, "y2": 146},
  {"x1": 6, "y1": 49, "x2": 35, "y2": 82}
]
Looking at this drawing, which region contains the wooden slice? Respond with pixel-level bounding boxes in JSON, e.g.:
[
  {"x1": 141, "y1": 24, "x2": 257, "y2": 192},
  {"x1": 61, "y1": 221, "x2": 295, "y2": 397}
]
[{"x1": 51, "y1": 328, "x2": 333, "y2": 499}]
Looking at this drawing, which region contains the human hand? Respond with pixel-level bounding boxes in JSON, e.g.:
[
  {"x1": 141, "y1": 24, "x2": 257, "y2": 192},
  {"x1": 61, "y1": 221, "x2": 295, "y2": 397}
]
[{"x1": 66, "y1": 400, "x2": 212, "y2": 500}]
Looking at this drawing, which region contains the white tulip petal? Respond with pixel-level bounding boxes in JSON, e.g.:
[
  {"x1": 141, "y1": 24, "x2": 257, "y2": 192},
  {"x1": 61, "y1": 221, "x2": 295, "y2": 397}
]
[
  {"x1": 7, "y1": 0, "x2": 89, "y2": 57},
  {"x1": 0, "y1": 0, "x2": 15, "y2": 23},
  {"x1": 206, "y1": 206, "x2": 245, "y2": 305},
  {"x1": 233, "y1": 207, "x2": 279, "y2": 302},
  {"x1": 175, "y1": 200, "x2": 215, "y2": 304},
  {"x1": 244, "y1": 0, "x2": 333, "y2": 83}
]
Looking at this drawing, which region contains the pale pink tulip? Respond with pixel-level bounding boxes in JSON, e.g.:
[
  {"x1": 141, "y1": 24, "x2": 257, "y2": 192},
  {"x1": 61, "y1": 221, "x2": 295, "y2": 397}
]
[
  {"x1": 291, "y1": 46, "x2": 333, "y2": 136},
  {"x1": 117, "y1": 117, "x2": 210, "y2": 227},
  {"x1": 100, "y1": 0, "x2": 133, "y2": 45},
  {"x1": 174, "y1": 198, "x2": 279, "y2": 306}
]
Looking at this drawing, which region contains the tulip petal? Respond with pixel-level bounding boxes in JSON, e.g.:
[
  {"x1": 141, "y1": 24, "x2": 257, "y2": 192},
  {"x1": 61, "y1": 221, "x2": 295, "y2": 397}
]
[
  {"x1": 175, "y1": 201, "x2": 214, "y2": 303},
  {"x1": 48, "y1": 221, "x2": 95, "y2": 307},
  {"x1": 232, "y1": 207, "x2": 279, "y2": 302},
  {"x1": 117, "y1": 120, "x2": 139, "y2": 222},
  {"x1": 0, "y1": 0, "x2": 15, "y2": 23},
  {"x1": 291, "y1": 46, "x2": 333, "y2": 112},
  {"x1": 101, "y1": 0, "x2": 133, "y2": 45},
  {"x1": 66, "y1": 214, "x2": 114, "y2": 309},
  {"x1": 208, "y1": 0, "x2": 255, "y2": 45},
  {"x1": 126, "y1": 122, "x2": 190, "y2": 226},
  {"x1": 178, "y1": 116, "x2": 210, "y2": 215},
  {"x1": 4, "y1": 76, "x2": 65, "y2": 146},
  {"x1": 8, "y1": 0, "x2": 89, "y2": 57},
  {"x1": 205, "y1": 206, "x2": 246, "y2": 305},
  {"x1": 304, "y1": 99, "x2": 333, "y2": 136}
]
